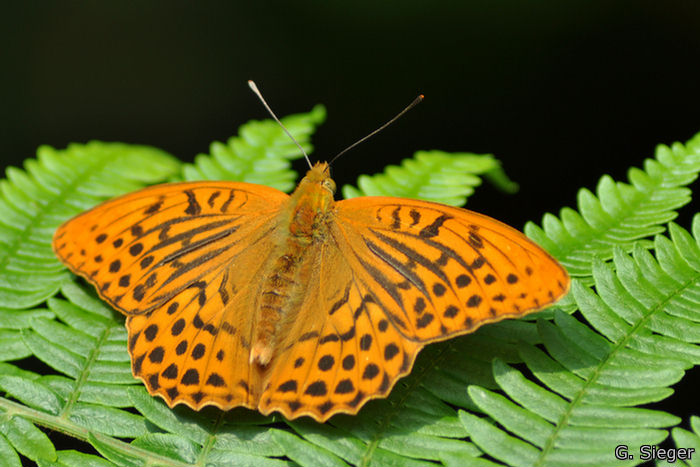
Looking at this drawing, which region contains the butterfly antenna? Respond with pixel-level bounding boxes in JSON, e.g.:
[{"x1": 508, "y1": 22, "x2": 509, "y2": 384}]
[
  {"x1": 248, "y1": 80, "x2": 313, "y2": 169},
  {"x1": 328, "y1": 94, "x2": 424, "y2": 167}
]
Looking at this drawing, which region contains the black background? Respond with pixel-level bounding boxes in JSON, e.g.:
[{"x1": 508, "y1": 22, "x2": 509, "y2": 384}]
[{"x1": 1, "y1": 0, "x2": 699, "y2": 460}]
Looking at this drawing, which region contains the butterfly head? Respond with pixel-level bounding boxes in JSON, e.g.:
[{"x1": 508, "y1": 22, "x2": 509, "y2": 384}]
[
  {"x1": 296, "y1": 161, "x2": 335, "y2": 196},
  {"x1": 287, "y1": 161, "x2": 337, "y2": 237}
]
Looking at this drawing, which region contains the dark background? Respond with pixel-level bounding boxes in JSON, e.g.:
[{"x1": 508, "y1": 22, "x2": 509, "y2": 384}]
[{"x1": 1, "y1": 0, "x2": 699, "y2": 459}]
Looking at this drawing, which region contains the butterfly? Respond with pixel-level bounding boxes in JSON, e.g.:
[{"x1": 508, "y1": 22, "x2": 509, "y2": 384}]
[{"x1": 52, "y1": 158, "x2": 569, "y2": 422}]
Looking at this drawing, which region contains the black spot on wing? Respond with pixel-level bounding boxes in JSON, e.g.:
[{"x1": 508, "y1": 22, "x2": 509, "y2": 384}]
[
  {"x1": 176, "y1": 340, "x2": 188, "y2": 355},
  {"x1": 329, "y1": 283, "x2": 352, "y2": 315},
  {"x1": 220, "y1": 189, "x2": 235, "y2": 213},
  {"x1": 181, "y1": 369, "x2": 199, "y2": 385},
  {"x1": 109, "y1": 260, "x2": 121, "y2": 273},
  {"x1": 318, "y1": 355, "x2": 335, "y2": 371},
  {"x1": 390, "y1": 206, "x2": 402, "y2": 230},
  {"x1": 219, "y1": 270, "x2": 230, "y2": 305},
  {"x1": 207, "y1": 191, "x2": 221, "y2": 207},
  {"x1": 184, "y1": 190, "x2": 202, "y2": 215},
  {"x1": 384, "y1": 343, "x2": 399, "y2": 360},
  {"x1": 162, "y1": 363, "x2": 178, "y2": 379},
  {"x1": 335, "y1": 379, "x2": 354, "y2": 394},
  {"x1": 409, "y1": 209, "x2": 421, "y2": 226},
  {"x1": 145, "y1": 199, "x2": 163, "y2": 214},
  {"x1": 148, "y1": 346, "x2": 164, "y2": 363},
  {"x1": 416, "y1": 313, "x2": 434, "y2": 329},
  {"x1": 191, "y1": 343, "x2": 206, "y2": 360},
  {"x1": 144, "y1": 324, "x2": 158, "y2": 341},
  {"x1": 468, "y1": 232, "x2": 484, "y2": 248},
  {"x1": 362, "y1": 363, "x2": 379, "y2": 380},
  {"x1": 305, "y1": 381, "x2": 328, "y2": 396},
  {"x1": 348, "y1": 391, "x2": 365, "y2": 408},
  {"x1": 299, "y1": 331, "x2": 319, "y2": 342},
  {"x1": 171, "y1": 319, "x2": 185, "y2": 336},
  {"x1": 278, "y1": 380, "x2": 298, "y2": 393},
  {"x1": 342, "y1": 355, "x2": 355, "y2": 370},
  {"x1": 419, "y1": 214, "x2": 451, "y2": 238},
  {"x1": 206, "y1": 373, "x2": 226, "y2": 387},
  {"x1": 359, "y1": 334, "x2": 372, "y2": 351}
]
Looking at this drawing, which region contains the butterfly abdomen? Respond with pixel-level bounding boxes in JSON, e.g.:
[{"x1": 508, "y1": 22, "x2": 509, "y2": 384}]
[
  {"x1": 251, "y1": 163, "x2": 335, "y2": 367},
  {"x1": 252, "y1": 243, "x2": 308, "y2": 365}
]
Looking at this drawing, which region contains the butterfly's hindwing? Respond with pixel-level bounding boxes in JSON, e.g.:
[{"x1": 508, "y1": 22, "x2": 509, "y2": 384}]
[{"x1": 259, "y1": 242, "x2": 421, "y2": 421}]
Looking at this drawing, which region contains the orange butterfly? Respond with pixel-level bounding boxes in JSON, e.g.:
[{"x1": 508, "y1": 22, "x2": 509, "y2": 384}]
[
  {"x1": 53, "y1": 160, "x2": 568, "y2": 421},
  {"x1": 52, "y1": 89, "x2": 569, "y2": 422}
]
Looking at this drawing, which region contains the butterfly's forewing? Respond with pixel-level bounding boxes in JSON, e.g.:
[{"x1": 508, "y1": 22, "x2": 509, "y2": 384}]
[
  {"x1": 53, "y1": 182, "x2": 289, "y2": 409},
  {"x1": 330, "y1": 198, "x2": 569, "y2": 342},
  {"x1": 257, "y1": 196, "x2": 569, "y2": 421},
  {"x1": 54, "y1": 182, "x2": 288, "y2": 314}
]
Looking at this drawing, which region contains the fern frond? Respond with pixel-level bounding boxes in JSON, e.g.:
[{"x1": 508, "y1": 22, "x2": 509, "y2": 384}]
[
  {"x1": 669, "y1": 416, "x2": 700, "y2": 467},
  {"x1": 38, "y1": 450, "x2": 117, "y2": 467},
  {"x1": 0, "y1": 281, "x2": 150, "y2": 465},
  {"x1": 460, "y1": 214, "x2": 700, "y2": 467},
  {"x1": 180, "y1": 105, "x2": 326, "y2": 191},
  {"x1": 525, "y1": 135, "x2": 700, "y2": 278},
  {"x1": 342, "y1": 151, "x2": 517, "y2": 206},
  {"x1": 0, "y1": 142, "x2": 179, "y2": 309}
]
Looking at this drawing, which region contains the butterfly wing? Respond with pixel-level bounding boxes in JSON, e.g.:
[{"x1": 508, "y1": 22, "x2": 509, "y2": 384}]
[
  {"x1": 54, "y1": 182, "x2": 289, "y2": 314},
  {"x1": 53, "y1": 181, "x2": 290, "y2": 409},
  {"x1": 331, "y1": 197, "x2": 570, "y2": 342},
  {"x1": 258, "y1": 197, "x2": 569, "y2": 421},
  {"x1": 258, "y1": 240, "x2": 422, "y2": 421}
]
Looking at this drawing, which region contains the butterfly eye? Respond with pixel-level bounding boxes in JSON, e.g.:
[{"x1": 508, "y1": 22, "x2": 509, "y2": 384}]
[{"x1": 322, "y1": 178, "x2": 336, "y2": 194}]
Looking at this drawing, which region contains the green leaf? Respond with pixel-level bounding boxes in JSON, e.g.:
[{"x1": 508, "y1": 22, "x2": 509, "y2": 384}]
[
  {"x1": 342, "y1": 151, "x2": 517, "y2": 205},
  {"x1": 21, "y1": 328, "x2": 85, "y2": 378},
  {"x1": 181, "y1": 105, "x2": 326, "y2": 191},
  {"x1": 0, "y1": 330, "x2": 31, "y2": 361},
  {"x1": 128, "y1": 386, "x2": 212, "y2": 444},
  {"x1": 0, "y1": 308, "x2": 54, "y2": 329},
  {"x1": 272, "y1": 429, "x2": 347, "y2": 467},
  {"x1": 0, "y1": 142, "x2": 179, "y2": 309},
  {"x1": 38, "y1": 450, "x2": 117, "y2": 467},
  {"x1": 68, "y1": 403, "x2": 148, "y2": 438},
  {"x1": 459, "y1": 410, "x2": 539, "y2": 467},
  {"x1": 0, "y1": 433, "x2": 22, "y2": 467},
  {"x1": 88, "y1": 434, "x2": 145, "y2": 467},
  {"x1": 0, "y1": 375, "x2": 62, "y2": 414},
  {"x1": 0, "y1": 415, "x2": 56, "y2": 462},
  {"x1": 131, "y1": 433, "x2": 200, "y2": 463},
  {"x1": 669, "y1": 416, "x2": 700, "y2": 467},
  {"x1": 525, "y1": 136, "x2": 700, "y2": 279}
]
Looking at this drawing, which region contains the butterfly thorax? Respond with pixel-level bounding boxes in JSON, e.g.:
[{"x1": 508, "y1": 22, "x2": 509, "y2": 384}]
[{"x1": 251, "y1": 162, "x2": 336, "y2": 366}]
